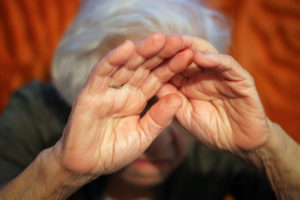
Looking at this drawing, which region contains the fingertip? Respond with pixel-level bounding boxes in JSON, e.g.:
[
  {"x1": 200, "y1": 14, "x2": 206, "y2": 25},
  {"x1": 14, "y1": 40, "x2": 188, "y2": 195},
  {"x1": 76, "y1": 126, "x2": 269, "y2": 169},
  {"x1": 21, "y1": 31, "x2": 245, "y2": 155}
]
[
  {"x1": 157, "y1": 83, "x2": 178, "y2": 99},
  {"x1": 122, "y1": 40, "x2": 136, "y2": 53},
  {"x1": 162, "y1": 93, "x2": 183, "y2": 109},
  {"x1": 138, "y1": 91, "x2": 183, "y2": 138},
  {"x1": 158, "y1": 34, "x2": 184, "y2": 58},
  {"x1": 194, "y1": 52, "x2": 204, "y2": 60},
  {"x1": 136, "y1": 33, "x2": 166, "y2": 58},
  {"x1": 148, "y1": 32, "x2": 166, "y2": 48},
  {"x1": 169, "y1": 49, "x2": 194, "y2": 73},
  {"x1": 172, "y1": 34, "x2": 184, "y2": 50},
  {"x1": 107, "y1": 40, "x2": 135, "y2": 65},
  {"x1": 148, "y1": 93, "x2": 182, "y2": 127},
  {"x1": 194, "y1": 52, "x2": 215, "y2": 66},
  {"x1": 182, "y1": 35, "x2": 193, "y2": 49},
  {"x1": 152, "y1": 32, "x2": 166, "y2": 42},
  {"x1": 186, "y1": 49, "x2": 194, "y2": 58},
  {"x1": 124, "y1": 39, "x2": 135, "y2": 45},
  {"x1": 169, "y1": 34, "x2": 184, "y2": 47},
  {"x1": 123, "y1": 40, "x2": 136, "y2": 55},
  {"x1": 193, "y1": 53, "x2": 202, "y2": 64}
]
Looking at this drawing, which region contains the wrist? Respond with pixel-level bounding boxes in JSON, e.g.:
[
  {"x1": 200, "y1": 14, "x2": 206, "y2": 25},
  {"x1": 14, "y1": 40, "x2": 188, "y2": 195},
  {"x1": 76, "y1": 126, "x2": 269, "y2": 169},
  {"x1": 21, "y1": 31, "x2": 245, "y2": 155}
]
[
  {"x1": 237, "y1": 119, "x2": 287, "y2": 175},
  {"x1": 37, "y1": 146, "x2": 95, "y2": 199},
  {"x1": 0, "y1": 144, "x2": 97, "y2": 200},
  {"x1": 238, "y1": 119, "x2": 300, "y2": 199}
]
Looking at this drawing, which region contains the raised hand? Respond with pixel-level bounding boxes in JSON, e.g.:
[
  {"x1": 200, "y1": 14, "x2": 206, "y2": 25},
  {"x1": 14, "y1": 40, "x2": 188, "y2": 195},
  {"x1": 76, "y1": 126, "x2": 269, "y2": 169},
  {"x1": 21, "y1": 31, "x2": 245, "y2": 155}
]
[
  {"x1": 53, "y1": 33, "x2": 193, "y2": 177},
  {"x1": 158, "y1": 48, "x2": 271, "y2": 152}
]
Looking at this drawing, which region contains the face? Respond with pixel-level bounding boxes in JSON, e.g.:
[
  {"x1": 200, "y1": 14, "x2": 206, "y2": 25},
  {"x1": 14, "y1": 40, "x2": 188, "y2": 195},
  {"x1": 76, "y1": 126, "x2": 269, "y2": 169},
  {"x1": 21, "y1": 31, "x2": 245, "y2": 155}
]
[{"x1": 116, "y1": 119, "x2": 193, "y2": 187}]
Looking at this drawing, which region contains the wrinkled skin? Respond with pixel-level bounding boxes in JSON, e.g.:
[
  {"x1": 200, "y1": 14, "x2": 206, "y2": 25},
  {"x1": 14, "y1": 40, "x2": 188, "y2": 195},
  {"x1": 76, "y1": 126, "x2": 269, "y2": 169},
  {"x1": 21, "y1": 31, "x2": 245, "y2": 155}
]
[
  {"x1": 53, "y1": 34, "x2": 271, "y2": 180},
  {"x1": 54, "y1": 33, "x2": 194, "y2": 176},
  {"x1": 159, "y1": 36, "x2": 271, "y2": 152}
]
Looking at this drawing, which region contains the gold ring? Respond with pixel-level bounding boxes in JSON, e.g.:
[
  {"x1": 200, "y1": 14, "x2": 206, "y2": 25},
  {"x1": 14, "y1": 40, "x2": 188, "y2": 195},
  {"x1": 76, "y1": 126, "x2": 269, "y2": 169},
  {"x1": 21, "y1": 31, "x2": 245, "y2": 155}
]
[{"x1": 107, "y1": 82, "x2": 124, "y2": 89}]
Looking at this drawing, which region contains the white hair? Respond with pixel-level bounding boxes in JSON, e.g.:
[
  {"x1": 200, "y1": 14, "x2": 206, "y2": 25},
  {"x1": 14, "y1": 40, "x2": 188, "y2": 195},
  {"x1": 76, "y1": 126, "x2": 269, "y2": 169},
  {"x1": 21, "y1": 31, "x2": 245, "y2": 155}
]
[{"x1": 51, "y1": 0, "x2": 230, "y2": 104}]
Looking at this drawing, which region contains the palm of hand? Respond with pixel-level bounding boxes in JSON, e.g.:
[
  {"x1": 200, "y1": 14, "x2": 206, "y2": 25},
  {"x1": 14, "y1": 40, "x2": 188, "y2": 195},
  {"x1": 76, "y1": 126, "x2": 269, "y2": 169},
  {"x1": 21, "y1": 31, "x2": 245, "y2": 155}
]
[
  {"x1": 55, "y1": 34, "x2": 193, "y2": 176},
  {"x1": 161, "y1": 53, "x2": 270, "y2": 152},
  {"x1": 68, "y1": 85, "x2": 147, "y2": 175}
]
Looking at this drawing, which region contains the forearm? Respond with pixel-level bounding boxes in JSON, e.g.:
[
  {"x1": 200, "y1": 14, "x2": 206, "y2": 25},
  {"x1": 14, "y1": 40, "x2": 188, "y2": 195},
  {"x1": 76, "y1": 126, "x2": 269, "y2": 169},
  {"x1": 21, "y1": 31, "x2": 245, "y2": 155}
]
[
  {"x1": 0, "y1": 147, "x2": 92, "y2": 200},
  {"x1": 239, "y1": 119, "x2": 300, "y2": 199}
]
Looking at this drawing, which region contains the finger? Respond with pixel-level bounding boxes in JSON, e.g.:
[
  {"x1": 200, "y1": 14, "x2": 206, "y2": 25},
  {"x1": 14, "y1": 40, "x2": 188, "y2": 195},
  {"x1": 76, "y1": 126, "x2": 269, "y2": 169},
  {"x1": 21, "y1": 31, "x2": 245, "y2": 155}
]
[
  {"x1": 111, "y1": 34, "x2": 184, "y2": 87},
  {"x1": 194, "y1": 53, "x2": 253, "y2": 82},
  {"x1": 138, "y1": 93, "x2": 182, "y2": 141},
  {"x1": 121, "y1": 33, "x2": 166, "y2": 70},
  {"x1": 157, "y1": 83, "x2": 186, "y2": 102},
  {"x1": 159, "y1": 35, "x2": 184, "y2": 58},
  {"x1": 84, "y1": 40, "x2": 135, "y2": 93},
  {"x1": 180, "y1": 36, "x2": 217, "y2": 79},
  {"x1": 140, "y1": 49, "x2": 193, "y2": 99},
  {"x1": 181, "y1": 63, "x2": 203, "y2": 78},
  {"x1": 108, "y1": 33, "x2": 166, "y2": 86},
  {"x1": 156, "y1": 83, "x2": 193, "y2": 124},
  {"x1": 93, "y1": 40, "x2": 135, "y2": 77},
  {"x1": 182, "y1": 35, "x2": 218, "y2": 53},
  {"x1": 140, "y1": 34, "x2": 184, "y2": 70}
]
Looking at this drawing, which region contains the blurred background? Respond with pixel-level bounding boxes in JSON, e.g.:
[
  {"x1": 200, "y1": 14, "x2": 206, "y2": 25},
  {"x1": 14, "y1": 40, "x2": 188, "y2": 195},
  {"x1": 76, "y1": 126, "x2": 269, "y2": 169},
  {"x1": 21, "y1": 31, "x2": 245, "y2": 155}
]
[{"x1": 0, "y1": 0, "x2": 299, "y2": 143}]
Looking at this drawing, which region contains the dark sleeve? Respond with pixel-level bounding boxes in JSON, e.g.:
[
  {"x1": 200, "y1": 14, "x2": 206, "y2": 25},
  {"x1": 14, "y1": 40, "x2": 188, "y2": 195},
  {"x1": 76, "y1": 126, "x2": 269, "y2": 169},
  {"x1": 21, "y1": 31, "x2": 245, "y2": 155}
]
[
  {"x1": 164, "y1": 143, "x2": 275, "y2": 200},
  {"x1": 196, "y1": 144, "x2": 277, "y2": 200},
  {"x1": 0, "y1": 82, "x2": 68, "y2": 185}
]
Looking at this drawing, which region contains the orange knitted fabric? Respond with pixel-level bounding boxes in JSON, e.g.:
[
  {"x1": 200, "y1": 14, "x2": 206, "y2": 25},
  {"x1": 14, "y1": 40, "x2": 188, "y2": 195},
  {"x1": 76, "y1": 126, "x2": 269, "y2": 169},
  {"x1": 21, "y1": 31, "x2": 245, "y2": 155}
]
[{"x1": 0, "y1": 0, "x2": 81, "y2": 112}]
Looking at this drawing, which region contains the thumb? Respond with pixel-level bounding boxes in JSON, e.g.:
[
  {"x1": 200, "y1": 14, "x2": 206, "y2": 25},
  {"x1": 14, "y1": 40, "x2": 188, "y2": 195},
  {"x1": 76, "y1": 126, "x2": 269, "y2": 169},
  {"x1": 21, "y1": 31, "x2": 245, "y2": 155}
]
[
  {"x1": 156, "y1": 83, "x2": 192, "y2": 127},
  {"x1": 157, "y1": 83, "x2": 190, "y2": 111},
  {"x1": 138, "y1": 93, "x2": 182, "y2": 140},
  {"x1": 156, "y1": 83, "x2": 182, "y2": 99}
]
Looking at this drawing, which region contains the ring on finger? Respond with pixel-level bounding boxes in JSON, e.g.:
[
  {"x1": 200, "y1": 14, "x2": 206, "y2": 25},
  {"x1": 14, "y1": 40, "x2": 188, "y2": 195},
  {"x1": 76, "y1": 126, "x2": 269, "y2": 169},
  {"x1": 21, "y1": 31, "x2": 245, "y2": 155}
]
[{"x1": 107, "y1": 82, "x2": 124, "y2": 89}]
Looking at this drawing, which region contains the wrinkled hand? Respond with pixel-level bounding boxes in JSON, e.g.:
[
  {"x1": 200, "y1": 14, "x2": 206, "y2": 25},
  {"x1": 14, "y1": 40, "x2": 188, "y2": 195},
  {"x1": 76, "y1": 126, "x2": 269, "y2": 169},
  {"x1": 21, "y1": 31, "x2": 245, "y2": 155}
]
[
  {"x1": 158, "y1": 37, "x2": 271, "y2": 152},
  {"x1": 53, "y1": 33, "x2": 193, "y2": 176}
]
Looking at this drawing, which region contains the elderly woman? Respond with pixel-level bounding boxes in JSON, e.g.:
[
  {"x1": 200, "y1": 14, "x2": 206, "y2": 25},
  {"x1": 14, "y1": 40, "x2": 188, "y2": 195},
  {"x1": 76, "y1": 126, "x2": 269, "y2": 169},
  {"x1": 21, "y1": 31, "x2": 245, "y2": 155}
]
[{"x1": 0, "y1": 0, "x2": 299, "y2": 199}]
